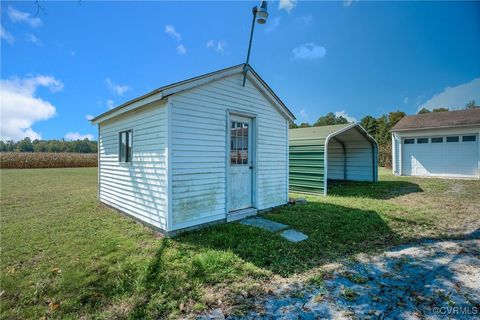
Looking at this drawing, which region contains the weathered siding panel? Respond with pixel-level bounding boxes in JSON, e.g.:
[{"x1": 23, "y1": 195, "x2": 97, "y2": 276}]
[
  {"x1": 170, "y1": 73, "x2": 288, "y2": 229},
  {"x1": 98, "y1": 103, "x2": 168, "y2": 230}
]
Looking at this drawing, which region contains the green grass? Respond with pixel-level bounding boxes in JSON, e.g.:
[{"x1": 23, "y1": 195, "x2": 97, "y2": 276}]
[{"x1": 1, "y1": 167, "x2": 479, "y2": 319}]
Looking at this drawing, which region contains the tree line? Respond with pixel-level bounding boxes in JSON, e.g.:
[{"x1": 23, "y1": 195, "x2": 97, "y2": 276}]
[{"x1": 0, "y1": 137, "x2": 97, "y2": 153}]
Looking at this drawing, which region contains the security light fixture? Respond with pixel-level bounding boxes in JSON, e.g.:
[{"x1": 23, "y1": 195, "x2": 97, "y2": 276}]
[{"x1": 243, "y1": 1, "x2": 269, "y2": 86}]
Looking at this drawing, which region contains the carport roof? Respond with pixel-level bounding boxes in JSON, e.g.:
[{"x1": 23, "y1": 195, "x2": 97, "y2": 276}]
[
  {"x1": 290, "y1": 123, "x2": 352, "y2": 146},
  {"x1": 391, "y1": 109, "x2": 480, "y2": 132}
]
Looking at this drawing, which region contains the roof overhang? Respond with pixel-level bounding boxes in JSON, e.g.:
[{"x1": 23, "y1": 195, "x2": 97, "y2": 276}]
[
  {"x1": 90, "y1": 64, "x2": 295, "y2": 125},
  {"x1": 391, "y1": 123, "x2": 480, "y2": 132},
  {"x1": 325, "y1": 122, "x2": 378, "y2": 148}
]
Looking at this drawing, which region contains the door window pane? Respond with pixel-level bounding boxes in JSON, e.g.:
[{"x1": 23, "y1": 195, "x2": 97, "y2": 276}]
[
  {"x1": 446, "y1": 136, "x2": 459, "y2": 143},
  {"x1": 404, "y1": 138, "x2": 414, "y2": 144},
  {"x1": 431, "y1": 137, "x2": 443, "y2": 143},
  {"x1": 417, "y1": 138, "x2": 428, "y2": 144},
  {"x1": 230, "y1": 121, "x2": 248, "y2": 165},
  {"x1": 462, "y1": 135, "x2": 476, "y2": 142}
]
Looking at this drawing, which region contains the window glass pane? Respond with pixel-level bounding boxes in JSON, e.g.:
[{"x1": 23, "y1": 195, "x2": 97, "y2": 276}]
[
  {"x1": 242, "y1": 123, "x2": 248, "y2": 164},
  {"x1": 404, "y1": 138, "x2": 414, "y2": 144},
  {"x1": 230, "y1": 121, "x2": 248, "y2": 165},
  {"x1": 119, "y1": 132, "x2": 126, "y2": 162},
  {"x1": 462, "y1": 135, "x2": 476, "y2": 142},
  {"x1": 230, "y1": 122, "x2": 237, "y2": 164},
  {"x1": 417, "y1": 138, "x2": 428, "y2": 144},
  {"x1": 127, "y1": 131, "x2": 132, "y2": 162},
  {"x1": 446, "y1": 136, "x2": 459, "y2": 143},
  {"x1": 431, "y1": 137, "x2": 443, "y2": 143}
]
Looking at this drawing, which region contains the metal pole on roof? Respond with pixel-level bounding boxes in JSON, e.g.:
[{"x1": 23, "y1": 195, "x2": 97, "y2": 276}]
[{"x1": 243, "y1": 1, "x2": 269, "y2": 87}]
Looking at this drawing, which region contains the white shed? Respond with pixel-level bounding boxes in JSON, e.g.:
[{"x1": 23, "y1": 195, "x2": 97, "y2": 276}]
[
  {"x1": 90, "y1": 64, "x2": 295, "y2": 235},
  {"x1": 391, "y1": 109, "x2": 480, "y2": 179}
]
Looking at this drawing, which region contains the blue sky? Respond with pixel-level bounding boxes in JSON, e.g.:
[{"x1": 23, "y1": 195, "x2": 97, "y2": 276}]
[{"x1": 1, "y1": 0, "x2": 480, "y2": 141}]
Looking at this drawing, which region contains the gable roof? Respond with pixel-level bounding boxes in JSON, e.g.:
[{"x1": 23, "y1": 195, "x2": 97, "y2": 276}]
[
  {"x1": 90, "y1": 64, "x2": 295, "y2": 124},
  {"x1": 290, "y1": 123, "x2": 377, "y2": 146},
  {"x1": 391, "y1": 109, "x2": 480, "y2": 132}
]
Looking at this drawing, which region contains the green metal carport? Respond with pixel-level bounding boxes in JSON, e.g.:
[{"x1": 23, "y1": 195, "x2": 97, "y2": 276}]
[{"x1": 289, "y1": 123, "x2": 378, "y2": 195}]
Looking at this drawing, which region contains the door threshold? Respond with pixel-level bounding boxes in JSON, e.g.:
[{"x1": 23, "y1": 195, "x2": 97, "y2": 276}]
[{"x1": 227, "y1": 207, "x2": 257, "y2": 222}]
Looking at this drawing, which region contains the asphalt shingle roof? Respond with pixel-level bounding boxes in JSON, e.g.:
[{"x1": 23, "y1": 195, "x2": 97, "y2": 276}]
[{"x1": 391, "y1": 109, "x2": 480, "y2": 131}]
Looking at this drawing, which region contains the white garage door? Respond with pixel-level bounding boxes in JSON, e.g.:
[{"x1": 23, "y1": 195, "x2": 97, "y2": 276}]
[{"x1": 402, "y1": 134, "x2": 478, "y2": 178}]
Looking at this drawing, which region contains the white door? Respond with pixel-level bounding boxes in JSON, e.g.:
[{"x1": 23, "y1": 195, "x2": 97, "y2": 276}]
[
  {"x1": 402, "y1": 134, "x2": 478, "y2": 178},
  {"x1": 229, "y1": 115, "x2": 253, "y2": 211}
]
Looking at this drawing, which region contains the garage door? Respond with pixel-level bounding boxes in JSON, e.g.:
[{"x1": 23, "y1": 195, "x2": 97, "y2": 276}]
[{"x1": 402, "y1": 134, "x2": 478, "y2": 178}]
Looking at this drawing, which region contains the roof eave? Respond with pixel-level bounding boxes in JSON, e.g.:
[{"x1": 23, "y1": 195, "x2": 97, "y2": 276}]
[{"x1": 391, "y1": 123, "x2": 480, "y2": 132}]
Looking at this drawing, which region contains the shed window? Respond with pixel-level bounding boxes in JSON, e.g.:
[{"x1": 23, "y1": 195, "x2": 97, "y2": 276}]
[
  {"x1": 462, "y1": 135, "x2": 476, "y2": 142},
  {"x1": 431, "y1": 137, "x2": 443, "y2": 143},
  {"x1": 417, "y1": 138, "x2": 428, "y2": 144},
  {"x1": 404, "y1": 139, "x2": 415, "y2": 144},
  {"x1": 230, "y1": 122, "x2": 248, "y2": 165},
  {"x1": 119, "y1": 130, "x2": 133, "y2": 162},
  {"x1": 446, "y1": 136, "x2": 459, "y2": 143}
]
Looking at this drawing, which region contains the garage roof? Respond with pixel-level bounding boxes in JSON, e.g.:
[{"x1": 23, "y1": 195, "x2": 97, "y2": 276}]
[{"x1": 391, "y1": 109, "x2": 480, "y2": 132}]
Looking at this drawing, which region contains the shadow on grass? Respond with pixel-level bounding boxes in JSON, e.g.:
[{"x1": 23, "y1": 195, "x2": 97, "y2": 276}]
[
  {"x1": 176, "y1": 202, "x2": 403, "y2": 277},
  {"x1": 327, "y1": 179, "x2": 422, "y2": 200}
]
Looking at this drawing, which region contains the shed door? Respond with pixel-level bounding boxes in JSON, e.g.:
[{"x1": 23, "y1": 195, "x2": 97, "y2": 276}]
[
  {"x1": 229, "y1": 116, "x2": 253, "y2": 211},
  {"x1": 402, "y1": 135, "x2": 478, "y2": 177}
]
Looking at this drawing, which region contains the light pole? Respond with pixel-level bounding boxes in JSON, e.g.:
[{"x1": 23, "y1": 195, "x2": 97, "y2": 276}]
[{"x1": 243, "y1": 1, "x2": 269, "y2": 87}]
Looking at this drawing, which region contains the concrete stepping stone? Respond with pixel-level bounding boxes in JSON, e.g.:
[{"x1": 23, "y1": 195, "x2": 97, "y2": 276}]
[
  {"x1": 240, "y1": 217, "x2": 288, "y2": 232},
  {"x1": 281, "y1": 229, "x2": 308, "y2": 242}
]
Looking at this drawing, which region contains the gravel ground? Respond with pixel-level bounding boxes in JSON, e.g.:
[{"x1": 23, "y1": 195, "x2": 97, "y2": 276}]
[{"x1": 201, "y1": 231, "x2": 480, "y2": 319}]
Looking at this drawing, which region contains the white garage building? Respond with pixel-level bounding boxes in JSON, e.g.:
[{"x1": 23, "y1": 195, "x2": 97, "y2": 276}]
[
  {"x1": 90, "y1": 64, "x2": 295, "y2": 235},
  {"x1": 391, "y1": 109, "x2": 480, "y2": 179}
]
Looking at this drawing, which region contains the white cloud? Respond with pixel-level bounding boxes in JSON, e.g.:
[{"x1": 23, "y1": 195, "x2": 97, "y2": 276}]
[
  {"x1": 64, "y1": 132, "x2": 94, "y2": 141},
  {"x1": 165, "y1": 24, "x2": 181, "y2": 41},
  {"x1": 278, "y1": 0, "x2": 297, "y2": 13},
  {"x1": 8, "y1": 6, "x2": 43, "y2": 28},
  {"x1": 25, "y1": 33, "x2": 41, "y2": 46},
  {"x1": 176, "y1": 44, "x2": 187, "y2": 55},
  {"x1": 292, "y1": 43, "x2": 326, "y2": 60},
  {"x1": 335, "y1": 110, "x2": 357, "y2": 123},
  {"x1": 419, "y1": 78, "x2": 480, "y2": 111},
  {"x1": 266, "y1": 16, "x2": 281, "y2": 32},
  {"x1": 106, "y1": 99, "x2": 115, "y2": 110},
  {"x1": 1, "y1": 25, "x2": 15, "y2": 44},
  {"x1": 105, "y1": 78, "x2": 130, "y2": 96},
  {"x1": 1, "y1": 75, "x2": 62, "y2": 141},
  {"x1": 300, "y1": 15, "x2": 313, "y2": 25},
  {"x1": 85, "y1": 114, "x2": 94, "y2": 121},
  {"x1": 206, "y1": 40, "x2": 227, "y2": 54},
  {"x1": 343, "y1": 0, "x2": 358, "y2": 7},
  {"x1": 299, "y1": 108, "x2": 309, "y2": 122}
]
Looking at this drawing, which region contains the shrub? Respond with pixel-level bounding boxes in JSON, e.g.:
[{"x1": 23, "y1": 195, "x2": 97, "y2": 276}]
[{"x1": 0, "y1": 152, "x2": 98, "y2": 169}]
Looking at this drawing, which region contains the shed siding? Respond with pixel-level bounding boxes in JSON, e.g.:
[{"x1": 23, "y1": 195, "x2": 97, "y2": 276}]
[
  {"x1": 98, "y1": 102, "x2": 168, "y2": 230},
  {"x1": 170, "y1": 73, "x2": 288, "y2": 229}
]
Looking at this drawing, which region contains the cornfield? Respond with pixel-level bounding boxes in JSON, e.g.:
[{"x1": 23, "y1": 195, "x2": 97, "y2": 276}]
[{"x1": 0, "y1": 152, "x2": 98, "y2": 169}]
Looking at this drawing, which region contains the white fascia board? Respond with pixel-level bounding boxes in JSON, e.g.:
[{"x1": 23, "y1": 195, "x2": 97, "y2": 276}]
[{"x1": 90, "y1": 92, "x2": 164, "y2": 125}]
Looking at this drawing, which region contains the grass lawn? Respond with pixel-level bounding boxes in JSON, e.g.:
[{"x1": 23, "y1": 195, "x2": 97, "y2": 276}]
[{"x1": 1, "y1": 167, "x2": 479, "y2": 319}]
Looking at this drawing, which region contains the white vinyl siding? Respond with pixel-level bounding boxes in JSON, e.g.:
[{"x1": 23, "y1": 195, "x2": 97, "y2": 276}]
[
  {"x1": 98, "y1": 102, "x2": 168, "y2": 230},
  {"x1": 169, "y1": 73, "x2": 288, "y2": 230}
]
